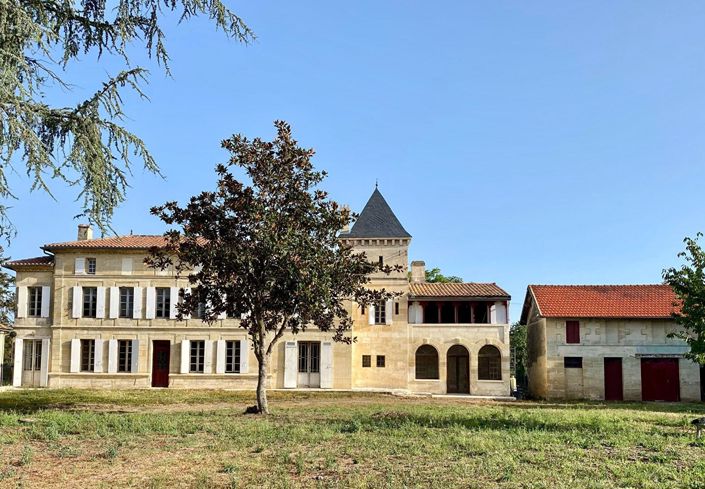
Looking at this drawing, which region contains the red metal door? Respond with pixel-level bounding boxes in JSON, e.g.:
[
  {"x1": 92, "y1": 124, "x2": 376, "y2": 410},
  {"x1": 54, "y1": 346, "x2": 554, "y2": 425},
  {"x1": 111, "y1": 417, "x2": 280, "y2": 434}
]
[
  {"x1": 641, "y1": 358, "x2": 680, "y2": 401},
  {"x1": 604, "y1": 358, "x2": 623, "y2": 401},
  {"x1": 151, "y1": 341, "x2": 171, "y2": 388}
]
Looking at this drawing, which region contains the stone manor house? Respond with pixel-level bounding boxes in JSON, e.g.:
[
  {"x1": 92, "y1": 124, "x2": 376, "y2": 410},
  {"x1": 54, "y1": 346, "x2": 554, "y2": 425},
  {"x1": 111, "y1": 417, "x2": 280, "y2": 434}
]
[{"x1": 8, "y1": 189, "x2": 512, "y2": 396}]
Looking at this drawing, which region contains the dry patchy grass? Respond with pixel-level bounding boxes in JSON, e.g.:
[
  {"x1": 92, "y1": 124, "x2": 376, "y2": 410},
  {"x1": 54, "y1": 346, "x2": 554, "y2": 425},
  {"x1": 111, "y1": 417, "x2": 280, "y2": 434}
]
[{"x1": 0, "y1": 389, "x2": 702, "y2": 488}]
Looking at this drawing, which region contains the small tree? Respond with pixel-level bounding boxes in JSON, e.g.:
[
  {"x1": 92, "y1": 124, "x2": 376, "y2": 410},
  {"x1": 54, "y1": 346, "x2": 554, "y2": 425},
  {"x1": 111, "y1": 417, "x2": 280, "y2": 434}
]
[
  {"x1": 148, "y1": 121, "x2": 400, "y2": 414},
  {"x1": 509, "y1": 322, "x2": 527, "y2": 386},
  {"x1": 663, "y1": 233, "x2": 705, "y2": 365},
  {"x1": 424, "y1": 267, "x2": 463, "y2": 283}
]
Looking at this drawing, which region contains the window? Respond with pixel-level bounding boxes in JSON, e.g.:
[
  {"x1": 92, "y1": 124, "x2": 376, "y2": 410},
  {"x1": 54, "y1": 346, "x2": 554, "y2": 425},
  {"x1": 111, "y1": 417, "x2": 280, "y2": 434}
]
[
  {"x1": 190, "y1": 340, "x2": 205, "y2": 373},
  {"x1": 118, "y1": 340, "x2": 132, "y2": 372},
  {"x1": 415, "y1": 345, "x2": 439, "y2": 379},
  {"x1": 374, "y1": 301, "x2": 386, "y2": 325},
  {"x1": 564, "y1": 357, "x2": 583, "y2": 369},
  {"x1": 376, "y1": 355, "x2": 385, "y2": 368},
  {"x1": 566, "y1": 321, "x2": 580, "y2": 344},
  {"x1": 225, "y1": 340, "x2": 241, "y2": 373},
  {"x1": 28, "y1": 286, "x2": 42, "y2": 317},
  {"x1": 478, "y1": 345, "x2": 502, "y2": 380},
  {"x1": 473, "y1": 303, "x2": 489, "y2": 324},
  {"x1": 81, "y1": 339, "x2": 95, "y2": 372},
  {"x1": 378, "y1": 256, "x2": 384, "y2": 267},
  {"x1": 362, "y1": 355, "x2": 371, "y2": 367},
  {"x1": 119, "y1": 287, "x2": 134, "y2": 318},
  {"x1": 155, "y1": 287, "x2": 171, "y2": 318},
  {"x1": 395, "y1": 302, "x2": 399, "y2": 315},
  {"x1": 82, "y1": 287, "x2": 97, "y2": 318},
  {"x1": 86, "y1": 257, "x2": 97, "y2": 275}
]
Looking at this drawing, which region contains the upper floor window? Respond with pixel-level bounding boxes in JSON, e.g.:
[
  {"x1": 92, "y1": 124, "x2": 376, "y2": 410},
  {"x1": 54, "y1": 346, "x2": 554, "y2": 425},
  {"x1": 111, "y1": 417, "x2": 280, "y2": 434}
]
[
  {"x1": 374, "y1": 300, "x2": 386, "y2": 325},
  {"x1": 83, "y1": 287, "x2": 98, "y2": 318},
  {"x1": 362, "y1": 355, "x2": 371, "y2": 367},
  {"x1": 118, "y1": 340, "x2": 133, "y2": 372},
  {"x1": 119, "y1": 287, "x2": 134, "y2": 318},
  {"x1": 378, "y1": 256, "x2": 384, "y2": 267},
  {"x1": 376, "y1": 355, "x2": 386, "y2": 368},
  {"x1": 190, "y1": 340, "x2": 205, "y2": 373},
  {"x1": 155, "y1": 288, "x2": 171, "y2": 318},
  {"x1": 86, "y1": 257, "x2": 97, "y2": 275},
  {"x1": 566, "y1": 321, "x2": 580, "y2": 344},
  {"x1": 28, "y1": 286, "x2": 42, "y2": 317},
  {"x1": 81, "y1": 339, "x2": 95, "y2": 372},
  {"x1": 225, "y1": 340, "x2": 241, "y2": 373}
]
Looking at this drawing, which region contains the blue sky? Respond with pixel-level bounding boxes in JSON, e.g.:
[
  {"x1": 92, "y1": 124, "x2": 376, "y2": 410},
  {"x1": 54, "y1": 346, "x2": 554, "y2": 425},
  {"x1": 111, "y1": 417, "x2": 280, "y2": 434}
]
[{"x1": 7, "y1": 1, "x2": 705, "y2": 320}]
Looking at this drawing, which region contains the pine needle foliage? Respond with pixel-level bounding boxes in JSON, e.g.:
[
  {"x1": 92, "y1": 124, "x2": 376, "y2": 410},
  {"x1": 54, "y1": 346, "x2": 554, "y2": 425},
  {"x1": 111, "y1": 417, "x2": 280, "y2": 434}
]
[{"x1": 0, "y1": 0, "x2": 254, "y2": 238}]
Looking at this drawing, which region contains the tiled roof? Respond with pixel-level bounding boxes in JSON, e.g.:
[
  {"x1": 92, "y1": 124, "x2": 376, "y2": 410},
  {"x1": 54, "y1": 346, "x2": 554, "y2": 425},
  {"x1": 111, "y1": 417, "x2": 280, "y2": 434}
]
[
  {"x1": 5, "y1": 256, "x2": 54, "y2": 267},
  {"x1": 42, "y1": 235, "x2": 169, "y2": 251},
  {"x1": 343, "y1": 188, "x2": 411, "y2": 239},
  {"x1": 527, "y1": 284, "x2": 678, "y2": 320},
  {"x1": 409, "y1": 282, "x2": 510, "y2": 298}
]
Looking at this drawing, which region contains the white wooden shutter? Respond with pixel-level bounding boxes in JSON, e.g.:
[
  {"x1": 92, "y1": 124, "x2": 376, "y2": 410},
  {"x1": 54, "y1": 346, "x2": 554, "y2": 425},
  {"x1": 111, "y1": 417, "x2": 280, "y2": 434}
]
[
  {"x1": 284, "y1": 341, "x2": 297, "y2": 388},
  {"x1": 70, "y1": 338, "x2": 81, "y2": 373},
  {"x1": 96, "y1": 287, "x2": 106, "y2": 319},
  {"x1": 40, "y1": 286, "x2": 51, "y2": 318},
  {"x1": 494, "y1": 302, "x2": 508, "y2": 324},
  {"x1": 385, "y1": 299, "x2": 394, "y2": 325},
  {"x1": 240, "y1": 338, "x2": 249, "y2": 374},
  {"x1": 180, "y1": 339, "x2": 190, "y2": 373},
  {"x1": 12, "y1": 338, "x2": 23, "y2": 386},
  {"x1": 72, "y1": 286, "x2": 82, "y2": 319},
  {"x1": 93, "y1": 339, "x2": 104, "y2": 373},
  {"x1": 133, "y1": 287, "x2": 143, "y2": 318},
  {"x1": 131, "y1": 339, "x2": 139, "y2": 373},
  {"x1": 169, "y1": 287, "x2": 179, "y2": 319},
  {"x1": 109, "y1": 287, "x2": 119, "y2": 319},
  {"x1": 215, "y1": 339, "x2": 226, "y2": 374},
  {"x1": 320, "y1": 341, "x2": 333, "y2": 389},
  {"x1": 204, "y1": 340, "x2": 213, "y2": 373},
  {"x1": 145, "y1": 287, "x2": 156, "y2": 319},
  {"x1": 121, "y1": 257, "x2": 132, "y2": 275},
  {"x1": 74, "y1": 257, "x2": 85, "y2": 275},
  {"x1": 416, "y1": 303, "x2": 424, "y2": 324},
  {"x1": 39, "y1": 338, "x2": 50, "y2": 387},
  {"x1": 368, "y1": 305, "x2": 375, "y2": 325},
  {"x1": 107, "y1": 339, "x2": 118, "y2": 373},
  {"x1": 16, "y1": 286, "x2": 27, "y2": 318}
]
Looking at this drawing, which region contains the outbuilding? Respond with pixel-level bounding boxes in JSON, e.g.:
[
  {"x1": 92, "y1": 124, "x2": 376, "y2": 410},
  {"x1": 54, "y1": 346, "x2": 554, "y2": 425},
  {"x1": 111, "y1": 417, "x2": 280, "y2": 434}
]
[{"x1": 520, "y1": 284, "x2": 702, "y2": 401}]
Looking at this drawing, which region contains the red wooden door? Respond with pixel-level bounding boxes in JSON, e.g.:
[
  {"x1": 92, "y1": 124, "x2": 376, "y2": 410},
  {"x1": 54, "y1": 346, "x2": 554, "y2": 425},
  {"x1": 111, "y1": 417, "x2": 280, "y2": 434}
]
[
  {"x1": 604, "y1": 358, "x2": 623, "y2": 401},
  {"x1": 641, "y1": 358, "x2": 680, "y2": 401},
  {"x1": 151, "y1": 341, "x2": 171, "y2": 388}
]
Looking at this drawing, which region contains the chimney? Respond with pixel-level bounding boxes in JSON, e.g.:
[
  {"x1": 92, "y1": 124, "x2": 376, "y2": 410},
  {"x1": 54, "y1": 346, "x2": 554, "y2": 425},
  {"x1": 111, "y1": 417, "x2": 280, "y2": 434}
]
[
  {"x1": 77, "y1": 224, "x2": 93, "y2": 241},
  {"x1": 411, "y1": 260, "x2": 426, "y2": 283},
  {"x1": 341, "y1": 205, "x2": 350, "y2": 233}
]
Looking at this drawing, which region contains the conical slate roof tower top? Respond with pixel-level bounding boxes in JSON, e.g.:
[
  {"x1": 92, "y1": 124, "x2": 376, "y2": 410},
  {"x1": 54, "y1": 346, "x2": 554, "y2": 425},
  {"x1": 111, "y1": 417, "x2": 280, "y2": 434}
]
[{"x1": 345, "y1": 187, "x2": 411, "y2": 238}]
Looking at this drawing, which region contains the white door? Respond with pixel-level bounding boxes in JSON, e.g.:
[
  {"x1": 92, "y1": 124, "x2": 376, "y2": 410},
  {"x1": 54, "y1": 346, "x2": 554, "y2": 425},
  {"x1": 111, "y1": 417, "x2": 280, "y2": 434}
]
[
  {"x1": 297, "y1": 342, "x2": 321, "y2": 388},
  {"x1": 21, "y1": 340, "x2": 43, "y2": 387}
]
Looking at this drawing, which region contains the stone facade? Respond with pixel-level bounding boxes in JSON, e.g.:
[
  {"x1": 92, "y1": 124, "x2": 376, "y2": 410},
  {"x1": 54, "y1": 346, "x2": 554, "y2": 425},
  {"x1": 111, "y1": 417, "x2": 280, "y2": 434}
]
[
  {"x1": 522, "y1": 285, "x2": 702, "y2": 402},
  {"x1": 9, "y1": 190, "x2": 512, "y2": 396}
]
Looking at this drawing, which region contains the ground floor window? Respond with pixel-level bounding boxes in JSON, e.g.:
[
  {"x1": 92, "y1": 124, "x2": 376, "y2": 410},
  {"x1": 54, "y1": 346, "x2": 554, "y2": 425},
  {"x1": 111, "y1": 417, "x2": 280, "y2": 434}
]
[
  {"x1": 118, "y1": 340, "x2": 132, "y2": 372},
  {"x1": 564, "y1": 357, "x2": 583, "y2": 369},
  {"x1": 225, "y1": 340, "x2": 241, "y2": 373},
  {"x1": 478, "y1": 345, "x2": 501, "y2": 380},
  {"x1": 362, "y1": 355, "x2": 371, "y2": 367},
  {"x1": 415, "y1": 345, "x2": 439, "y2": 379},
  {"x1": 190, "y1": 340, "x2": 205, "y2": 373},
  {"x1": 376, "y1": 355, "x2": 386, "y2": 368},
  {"x1": 23, "y1": 340, "x2": 42, "y2": 371},
  {"x1": 81, "y1": 339, "x2": 95, "y2": 372}
]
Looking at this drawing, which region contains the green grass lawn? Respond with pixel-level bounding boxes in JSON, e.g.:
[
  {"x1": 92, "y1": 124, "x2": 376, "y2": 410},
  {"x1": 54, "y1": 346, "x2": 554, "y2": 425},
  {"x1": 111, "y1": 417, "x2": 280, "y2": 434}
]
[{"x1": 0, "y1": 390, "x2": 703, "y2": 488}]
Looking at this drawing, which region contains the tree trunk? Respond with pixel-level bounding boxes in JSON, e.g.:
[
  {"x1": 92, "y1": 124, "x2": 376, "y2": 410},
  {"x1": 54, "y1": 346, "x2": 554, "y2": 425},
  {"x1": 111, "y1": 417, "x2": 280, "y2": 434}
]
[{"x1": 256, "y1": 353, "x2": 269, "y2": 414}]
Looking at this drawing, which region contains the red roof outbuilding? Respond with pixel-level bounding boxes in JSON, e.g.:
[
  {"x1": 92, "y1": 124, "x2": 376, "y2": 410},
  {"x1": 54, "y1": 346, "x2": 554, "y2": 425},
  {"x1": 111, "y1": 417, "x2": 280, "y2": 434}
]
[{"x1": 521, "y1": 284, "x2": 679, "y2": 323}]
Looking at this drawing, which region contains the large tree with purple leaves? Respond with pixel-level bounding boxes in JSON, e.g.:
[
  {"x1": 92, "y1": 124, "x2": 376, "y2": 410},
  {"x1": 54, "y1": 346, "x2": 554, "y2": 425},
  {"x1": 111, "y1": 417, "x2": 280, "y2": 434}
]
[{"x1": 148, "y1": 121, "x2": 399, "y2": 414}]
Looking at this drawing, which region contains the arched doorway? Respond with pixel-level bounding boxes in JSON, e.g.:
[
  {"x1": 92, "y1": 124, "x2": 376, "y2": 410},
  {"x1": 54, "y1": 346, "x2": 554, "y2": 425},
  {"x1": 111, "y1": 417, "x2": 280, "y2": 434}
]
[{"x1": 447, "y1": 345, "x2": 470, "y2": 394}]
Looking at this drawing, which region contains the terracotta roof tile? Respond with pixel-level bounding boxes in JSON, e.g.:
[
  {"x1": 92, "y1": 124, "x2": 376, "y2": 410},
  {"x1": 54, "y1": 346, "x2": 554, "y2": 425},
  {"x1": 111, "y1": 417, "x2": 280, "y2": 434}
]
[
  {"x1": 42, "y1": 235, "x2": 169, "y2": 251},
  {"x1": 5, "y1": 256, "x2": 54, "y2": 267},
  {"x1": 409, "y1": 282, "x2": 510, "y2": 298},
  {"x1": 528, "y1": 284, "x2": 678, "y2": 319}
]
